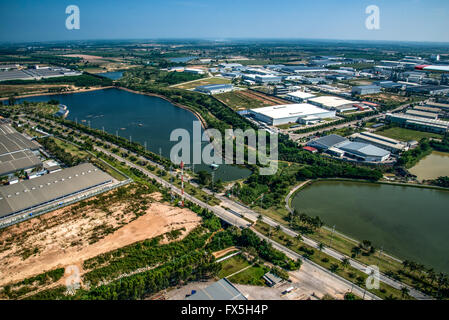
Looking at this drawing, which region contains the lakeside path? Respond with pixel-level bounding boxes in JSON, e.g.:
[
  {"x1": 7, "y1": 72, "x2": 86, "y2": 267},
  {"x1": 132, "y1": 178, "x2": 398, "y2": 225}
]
[{"x1": 0, "y1": 86, "x2": 115, "y2": 101}]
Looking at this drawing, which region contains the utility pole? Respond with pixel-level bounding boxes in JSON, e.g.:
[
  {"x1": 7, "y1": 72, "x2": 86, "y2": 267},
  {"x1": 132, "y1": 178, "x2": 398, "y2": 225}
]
[{"x1": 329, "y1": 225, "x2": 335, "y2": 247}]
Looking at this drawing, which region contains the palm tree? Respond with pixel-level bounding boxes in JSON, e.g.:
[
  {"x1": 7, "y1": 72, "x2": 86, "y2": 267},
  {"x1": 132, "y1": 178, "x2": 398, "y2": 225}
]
[
  {"x1": 275, "y1": 225, "x2": 281, "y2": 233},
  {"x1": 257, "y1": 214, "x2": 263, "y2": 222},
  {"x1": 400, "y1": 286, "x2": 410, "y2": 299},
  {"x1": 351, "y1": 246, "x2": 361, "y2": 258},
  {"x1": 318, "y1": 243, "x2": 325, "y2": 253},
  {"x1": 295, "y1": 234, "x2": 303, "y2": 242},
  {"x1": 341, "y1": 258, "x2": 350, "y2": 270}
]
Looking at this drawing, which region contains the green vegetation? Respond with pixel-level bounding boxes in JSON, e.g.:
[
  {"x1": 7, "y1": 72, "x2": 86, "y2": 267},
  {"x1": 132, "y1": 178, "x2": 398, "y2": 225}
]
[
  {"x1": 228, "y1": 264, "x2": 268, "y2": 286},
  {"x1": 218, "y1": 255, "x2": 250, "y2": 278},
  {"x1": 376, "y1": 125, "x2": 443, "y2": 141},
  {"x1": 174, "y1": 77, "x2": 231, "y2": 90},
  {"x1": 253, "y1": 221, "x2": 411, "y2": 300},
  {"x1": 397, "y1": 138, "x2": 432, "y2": 168},
  {"x1": 215, "y1": 90, "x2": 269, "y2": 110},
  {"x1": 0, "y1": 268, "x2": 64, "y2": 299},
  {"x1": 1, "y1": 74, "x2": 113, "y2": 88}
]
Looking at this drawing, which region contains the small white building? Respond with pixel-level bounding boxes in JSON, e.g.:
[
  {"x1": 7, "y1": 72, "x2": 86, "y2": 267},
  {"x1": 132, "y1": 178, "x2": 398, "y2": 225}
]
[{"x1": 286, "y1": 91, "x2": 316, "y2": 103}]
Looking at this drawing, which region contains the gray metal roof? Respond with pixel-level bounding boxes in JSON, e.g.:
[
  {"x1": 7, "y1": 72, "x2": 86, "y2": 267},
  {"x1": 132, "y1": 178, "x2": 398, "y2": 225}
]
[
  {"x1": 0, "y1": 163, "x2": 113, "y2": 219},
  {"x1": 338, "y1": 141, "x2": 390, "y2": 157},
  {"x1": 196, "y1": 84, "x2": 233, "y2": 90},
  {"x1": 185, "y1": 279, "x2": 247, "y2": 300},
  {"x1": 310, "y1": 134, "x2": 348, "y2": 148},
  {"x1": 0, "y1": 150, "x2": 42, "y2": 176}
]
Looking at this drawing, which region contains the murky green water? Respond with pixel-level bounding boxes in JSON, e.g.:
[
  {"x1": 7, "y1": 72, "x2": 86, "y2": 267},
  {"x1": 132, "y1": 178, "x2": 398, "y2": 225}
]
[{"x1": 292, "y1": 180, "x2": 449, "y2": 272}]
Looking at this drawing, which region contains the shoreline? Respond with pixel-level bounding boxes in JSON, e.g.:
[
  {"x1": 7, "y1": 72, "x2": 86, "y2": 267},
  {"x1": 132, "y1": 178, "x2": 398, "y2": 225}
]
[{"x1": 0, "y1": 86, "x2": 115, "y2": 101}]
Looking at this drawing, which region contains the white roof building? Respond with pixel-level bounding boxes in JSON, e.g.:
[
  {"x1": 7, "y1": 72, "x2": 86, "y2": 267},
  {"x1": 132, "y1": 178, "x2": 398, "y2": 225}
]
[
  {"x1": 249, "y1": 103, "x2": 336, "y2": 126},
  {"x1": 286, "y1": 91, "x2": 316, "y2": 102},
  {"x1": 308, "y1": 96, "x2": 358, "y2": 112}
]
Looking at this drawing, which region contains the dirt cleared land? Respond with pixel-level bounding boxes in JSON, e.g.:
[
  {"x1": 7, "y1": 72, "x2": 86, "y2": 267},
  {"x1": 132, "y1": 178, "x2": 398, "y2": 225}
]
[
  {"x1": 239, "y1": 90, "x2": 292, "y2": 107},
  {"x1": 62, "y1": 54, "x2": 104, "y2": 62},
  {"x1": 0, "y1": 185, "x2": 201, "y2": 287}
]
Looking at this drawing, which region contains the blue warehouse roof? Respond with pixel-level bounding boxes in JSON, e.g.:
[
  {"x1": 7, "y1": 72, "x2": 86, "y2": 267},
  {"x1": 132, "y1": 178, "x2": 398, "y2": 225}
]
[{"x1": 196, "y1": 84, "x2": 233, "y2": 90}]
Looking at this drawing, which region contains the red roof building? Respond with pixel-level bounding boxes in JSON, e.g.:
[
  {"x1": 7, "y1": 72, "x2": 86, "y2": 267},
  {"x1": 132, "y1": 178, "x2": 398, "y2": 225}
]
[{"x1": 303, "y1": 146, "x2": 318, "y2": 153}]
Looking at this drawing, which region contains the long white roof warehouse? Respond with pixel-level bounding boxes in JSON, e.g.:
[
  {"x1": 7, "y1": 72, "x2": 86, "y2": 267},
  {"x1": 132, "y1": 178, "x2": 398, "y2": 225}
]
[
  {"x1": 249, "y1": 103, "x2": 336, "y2": 125},
  {"x1": 0, "y1": 163, "x2": 113, "y2": 219}
]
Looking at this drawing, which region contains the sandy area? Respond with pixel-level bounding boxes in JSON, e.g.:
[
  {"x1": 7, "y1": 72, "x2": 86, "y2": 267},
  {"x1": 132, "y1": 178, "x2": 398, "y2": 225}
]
[
  {"x1": 62, "y1": 54, "x2": 104, "y2": 62},
  {"x1": 0, "y1": 187, "x2": 201, "y2": 287}
]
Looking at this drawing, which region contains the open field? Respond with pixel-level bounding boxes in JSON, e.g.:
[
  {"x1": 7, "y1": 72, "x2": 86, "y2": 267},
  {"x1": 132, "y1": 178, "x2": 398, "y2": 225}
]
[
  {"x1": 376, "y1": 126, "x2": 443, "y2": 141},
  {"x1": 241, "y1": 90, "x2": 291, "y2": 107},
  {"x1": 0, "y1": 84, "x2": 75, "y2": 98},
  {"x1": 0, "y1": 184, "x2": 201, "y2": 287},
  {"x1": 172, "y1": 77, "x2": 230, "y2": 90},
  {"x1": 218, "y1": 255, "x2": 250, "y2": 278},
  {"x1": 228, "y1": 264, "x2": 268, "y2": 286},
  {"x1": 215, "y1": 90, "x2": 277, "y2": 110}
]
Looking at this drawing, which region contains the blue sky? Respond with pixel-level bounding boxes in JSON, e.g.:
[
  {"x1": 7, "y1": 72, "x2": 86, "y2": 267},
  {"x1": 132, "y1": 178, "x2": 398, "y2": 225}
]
[{"x1": 0, "y1": 0, "x2": 448, "y2": 43}]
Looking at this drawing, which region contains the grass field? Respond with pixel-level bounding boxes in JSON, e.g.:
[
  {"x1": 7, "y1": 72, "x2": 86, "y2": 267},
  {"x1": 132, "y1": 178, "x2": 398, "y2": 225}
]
[
  {"x1": 376, "y1": 126, "x2": 443, "y2": 141},
  {"x1": 218, "y1": 255, "x2": 250, "y2": 278},
  {"x1": 173, "y1": 77, "x2": 231, "y2": 90},
  {"x1": 215, "y1": 90, "x2": 270, "y2": 110},
  {"x1": 228, "y1": 264, "x2": 268, "y2": 286}
]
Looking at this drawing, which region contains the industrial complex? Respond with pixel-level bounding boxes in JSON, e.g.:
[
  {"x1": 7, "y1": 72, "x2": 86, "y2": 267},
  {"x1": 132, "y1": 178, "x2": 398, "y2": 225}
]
[
  {"x1": 0, "y1": 122, "x2": 42, "y2": 176},
  {"x1": 307, "y1": 134, "x2": 392, "y2": 163},
  {"x1": 0, "y1": 163, "x2": 113, "y2": 220}
]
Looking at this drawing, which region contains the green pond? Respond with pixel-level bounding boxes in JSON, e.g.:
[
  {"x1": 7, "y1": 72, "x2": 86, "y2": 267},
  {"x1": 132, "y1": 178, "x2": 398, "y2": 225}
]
[
  {"x1": 409, "y1": 151, "x2": 449, "y2": 181},
  {"x1": 292, "y1": 180, "x2": 449, "y2": 272}
]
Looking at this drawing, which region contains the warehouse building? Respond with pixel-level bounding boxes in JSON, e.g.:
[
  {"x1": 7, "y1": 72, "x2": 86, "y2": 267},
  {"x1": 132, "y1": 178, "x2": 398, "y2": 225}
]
[
  {"x1": 0, "y1": 123, "x2": 42, "y2": 176},
  {"x1": 286, "y1": 90, "x2": 316, "y2": 103},
  {"x1": 386, "y1": 113, "x2": 449, "y2": 134},
  {"x1": 307, "y1": 134, "x2": 391, "y2": 162},
  {"x1": 306, "y1": 134, "x2": 348, "y2": 151},
  {"x1": 337, "y1": 141, "x2": 391, "y2": 162},
  {"x1": 0, "y1": 163, "x2": 113, "y2": 220},
  {"x1": 308, "y1": 96, "x2": 358, "y2": 113},
  {"x1": 195, "y1": 84, "x2": 233, "y2": 95},
  {"x1": 350, "y1": 132, "x2": 408, "y2": 154},
  {"x1": 186, "y1": 278, "x2": 247, "y2": 300},
  {"x1": 352, "y1": 85, "x2": 381, "y2": 95},
  {"x1": 405, "y1": 109, "x2": 438, "y2": 120},
  {"x1": 249, "y1": 103, "x2": 335, "y2": 126},
  {"x1": 413, "y1": 105, "x2": 441, "y2": 114},
  {"x1": 406, "y1": 85, "x2": 449, "y2": 95}
]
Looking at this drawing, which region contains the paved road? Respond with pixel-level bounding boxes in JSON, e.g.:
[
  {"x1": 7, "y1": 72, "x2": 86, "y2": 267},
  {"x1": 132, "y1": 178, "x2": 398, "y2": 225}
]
[
  {"x1": 219, "y1": 193, "x2": 431, "y2": 300},
  {"x1": 252, "y1": 229, "x2": 380, "y2": 300},
  {"x1": 28, "y1": 116, "x2": 431, "y2": 300},
  {"x1": 289, "y1": 101, "x2": 418, "y2": 143}
]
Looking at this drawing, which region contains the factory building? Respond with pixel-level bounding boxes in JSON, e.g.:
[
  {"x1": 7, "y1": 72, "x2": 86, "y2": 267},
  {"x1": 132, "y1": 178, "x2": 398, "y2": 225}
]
[
  {"x1": 249, "y1": 103, "x2": 335, "y2": 126},
  {"x1": 352, "y1": 85, "x2": 381, "y2": 95},
  {"x1": 350, "y1": 132, "x2": 408, "y2": 154},
  {"x1": 405, "y1": 109, "x2": 438, "y2": 120},
  {"x1": 195, "y1": 84, "x2": 233, "y2": 95},
  {"x1": 337, "y1": 142, "x2": 391, "y2": 162},
  {"x1": 0, "y1": 163, "x2": 113, "y2": 220},
  {"x1": 308, "y1": 96, "x2": 358, "y2": 113},
  {"x1": 286, "y1": 91, "x2": 316, "y2": 103},
  {"x1": 0, "y1": 123, "x2": 42, "y2": 177},
  {"x1": 386, "y1": 113, "x2": 449, "y2": 134},
  {"x1": 307, "y1": 134, "x2": 391, "y2": 162},
  {"x1": 413, "y1": 105, "x2": 441, "y2": 114},
  {"x1": 254, "y1": 74, "x2": 282, "y2": 84}
]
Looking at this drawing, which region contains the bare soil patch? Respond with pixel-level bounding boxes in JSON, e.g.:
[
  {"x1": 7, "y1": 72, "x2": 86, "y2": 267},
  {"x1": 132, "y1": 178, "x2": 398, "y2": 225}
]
[{"x1": 0, "y1": 184, "x2": 201, "y2": 286}]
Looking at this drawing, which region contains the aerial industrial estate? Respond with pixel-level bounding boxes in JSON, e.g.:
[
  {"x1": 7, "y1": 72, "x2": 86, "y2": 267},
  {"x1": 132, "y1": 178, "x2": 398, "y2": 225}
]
[{"x1": 0, "y1": 2, "x2": 449, "y2": 312}]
